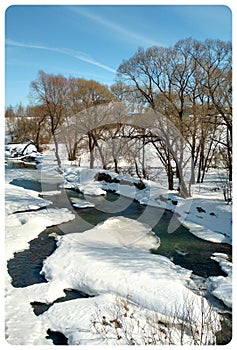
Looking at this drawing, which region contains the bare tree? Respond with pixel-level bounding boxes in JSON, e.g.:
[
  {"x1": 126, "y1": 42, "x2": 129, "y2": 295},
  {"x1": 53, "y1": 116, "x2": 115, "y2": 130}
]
[
  {"x1": 5, "y1": 106, "x2": 17, "y2": 142},
  {"x1": 30, "y1": 70, "x2": 69, "y2": 168},
  {"x1": 117, "y1": 38, "x2": 232, "y2": 189},
  {"x1": 5, "y1": 103, "x2": 49, "y2": 150},
  {"x1": 25, "y1": 105, "x2": 51, "y2": 151},
  {"x1": 117, "y1": 44, "x2": 194, "y2": 196},
  {"x1": 191, "y1": 39, "x2": 232, "y2": 180},
  {"x1": 60, "y1": 78, "x2": 116, "y2": 164}
]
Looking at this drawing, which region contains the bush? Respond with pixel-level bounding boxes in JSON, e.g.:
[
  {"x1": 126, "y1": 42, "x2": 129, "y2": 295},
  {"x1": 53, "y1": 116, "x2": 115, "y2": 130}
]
[{"x1": 91, "y1": 294, "x2": 221, "y2": 345}]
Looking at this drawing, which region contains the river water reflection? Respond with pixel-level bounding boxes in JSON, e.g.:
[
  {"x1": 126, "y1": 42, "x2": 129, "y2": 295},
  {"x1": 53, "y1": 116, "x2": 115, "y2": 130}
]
[{"x1": 8, "y1": 169, "x2": 231, "y2": 282}]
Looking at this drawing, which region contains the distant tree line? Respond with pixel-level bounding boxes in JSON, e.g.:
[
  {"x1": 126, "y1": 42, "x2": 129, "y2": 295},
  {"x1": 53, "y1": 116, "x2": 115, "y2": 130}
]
[{"x1": 5, "y1": 38, "x2": 232, "y2": 196}]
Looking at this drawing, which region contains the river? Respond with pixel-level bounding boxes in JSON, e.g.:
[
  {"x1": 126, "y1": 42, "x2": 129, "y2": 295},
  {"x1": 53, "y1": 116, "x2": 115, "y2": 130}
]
[{"x1": 6, "y1": 166, "x2": 232, "y2": 344}]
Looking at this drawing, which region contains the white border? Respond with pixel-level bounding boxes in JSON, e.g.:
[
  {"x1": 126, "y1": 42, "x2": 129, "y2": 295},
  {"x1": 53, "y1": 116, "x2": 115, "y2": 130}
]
[{"x1": 1, "y1": 1, "x2": 235, "y2": 349}]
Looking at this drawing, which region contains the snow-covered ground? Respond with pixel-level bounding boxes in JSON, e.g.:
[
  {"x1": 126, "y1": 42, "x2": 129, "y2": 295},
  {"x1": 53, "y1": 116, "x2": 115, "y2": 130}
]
[
  {"x1": 5, "y1": 173, "x2": 75, "y2": 344},
  {"x1": 40, "y1": 217, "x2": 221, "y2": 345},
  {"x1": 62, "y1": 166, "x2": 232, "y2": 245},
  {"x1": 4, "y1": 145, "x2": 232, "y2": 345}
]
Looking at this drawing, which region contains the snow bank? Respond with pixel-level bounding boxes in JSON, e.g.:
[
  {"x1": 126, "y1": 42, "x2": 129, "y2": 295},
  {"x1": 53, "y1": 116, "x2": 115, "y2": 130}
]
[
  {"x1": 4, "y1": 161, "x2": 230, "y2": 345},
  {"x1": 42, "y1": 217, "x2": 214, "y2": 325},
  {"x1": 5, "y1": 182, "x2": 75, "y2": 260},
  {"x1": 89, "y1": 169, "x2": 232, "y2": 244},
  {"x1": 62, "y1": 167, "x2": 106, "y2": 195},
  {"x1": 71, "y1": 197, "x2": 95, "y2": 208},
  {"x1": 5, "y1": 178, "x2": 76, "y2": 344},
  {"x1": 5, "y1": 208, "x2": 75, "y2": 261},
  {"x1": 175, "y1": 198, "x2": 232, "y2": 244},
  {"x1": 209, "y1": 253, "x2": 232, "y2": 308},
  {"x1": 40, "y1": 162, "x2": 232, "y2": 245},
  {"x1": 5, "y1": 143, "x2": 38, "y2": 155},
  {"x1": 39, "y1": 291, "x2": 217, "y2": 345},
  {"x1": 39, "y1": 190, "x2": 62, "y2": 196},
  {"x1": 5, "y1": 277, "x2": 53, "y2": 345},
  {"x1": 79, "y1": 182, "x2": 106, "y2": 196},
  {"x1": 5, "y1": 183, "x2": 52, "y2": 215}
]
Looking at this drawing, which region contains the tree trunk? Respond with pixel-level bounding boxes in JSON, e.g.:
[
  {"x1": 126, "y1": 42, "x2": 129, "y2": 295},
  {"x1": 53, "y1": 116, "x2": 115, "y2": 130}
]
[
  {"x1": 88, "y1": 133, "x2": 94, "y2": 169},
  {"x1": 52, "y1": 132, "x2": 61, "y2": 169},
  {"x1": 141, "y1": 132, "x2": 147, "y2": 179},
  {"x1": 228, "y1": 162, "x2": 232, "y2": 182},
  {"x1": 142, "y1": 166, "x2": 147, "y2": 180},
  {"x1": 175, "y1": 158, "x2": 192, "y2": 198},
  {"x1": 114, "y1": 158, "x2": 119, "y2": 173},
  {"x1": 134, "y1": 160, "x2": 140, "y2": 178},
  {"x1": 21, "y1": 140, "x2": 37, "y2": 155},
  {"x1": 35, "y1": 129, "x2": 41, "y2": 152},
  {"x1": 190, "y1": 153, "x2": 195, "y2": 185},
  {"x1": 68, "y1": 148, "x2": 77, "y2": 161},
  {"x1": 179, "y1": 178, "x2": 191, "y2": 198},
  {"x1": 167, "y1": 160, "x2": 174, "y2": 190},
  {"x1": 227, "y1": 129, "x2": 232, "y2": 182},
  {"x1": 94, "y1": 138, "x2": 107, "y2": 170},
  {"x1": 89, "y1": 150, "x2": 94, "y2": 169},
  {"x1": 197, "y1": 144, "x2": 204, "y2": 183}
]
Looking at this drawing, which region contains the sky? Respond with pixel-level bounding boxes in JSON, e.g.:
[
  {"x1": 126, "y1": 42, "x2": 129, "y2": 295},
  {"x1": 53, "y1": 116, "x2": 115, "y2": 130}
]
[{"x1": 5, "y1": 4, "x2": 232, "y2": 107}]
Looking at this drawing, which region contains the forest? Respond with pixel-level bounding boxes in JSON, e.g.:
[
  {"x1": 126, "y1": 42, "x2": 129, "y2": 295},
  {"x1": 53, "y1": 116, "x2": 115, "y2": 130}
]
[{"x1": 5, "y1": 37, "x2": 232, "y2": 197}]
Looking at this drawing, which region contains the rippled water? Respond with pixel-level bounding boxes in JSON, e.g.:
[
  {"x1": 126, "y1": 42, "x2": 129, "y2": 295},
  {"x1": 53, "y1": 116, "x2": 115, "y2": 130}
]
[
  {"x1": 7, "y1": 170, "x2": 231, "y2": 285},
  {"x1": 6, "y1": 168, "x2": 232, "y2": 344}
]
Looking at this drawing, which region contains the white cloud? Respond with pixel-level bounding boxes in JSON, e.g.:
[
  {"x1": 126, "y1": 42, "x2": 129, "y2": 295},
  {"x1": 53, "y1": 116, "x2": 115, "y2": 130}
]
[{"x1": 6, "y1": 38, "x2": 117, "y2": 74}]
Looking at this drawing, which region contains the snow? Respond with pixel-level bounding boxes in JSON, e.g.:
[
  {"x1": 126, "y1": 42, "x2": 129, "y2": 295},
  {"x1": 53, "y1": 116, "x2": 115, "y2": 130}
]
[
  {"x1": 4, "y1": 146, "x2": 232, "y2": 345},
  {"x1": 38, "y1": 216, "x2": 221, "y2": 345},
  {"x1": 5, "y1": 182, "x2": 76, "y2": 344},
  {"x1": 42, "y1": 217, "x2": 210, "y2": 322},
  {"x1": 5, "y1": 142, "x2": 38, "y2": 155},
  {"x1": 40, "y1": 147, "x2": 232, "y2": 244},
  {"x1": 39, "y1": 190, "x2": 62, "y2": 196},
  {"x1": 71, "y1": 197, "x2": 95, "y2": 208},
  {"x1": 62, "y1": 167, "x2": 106, "y2": 195},
  {"x1": 175, "y1": 197, "x2": 232, "y2": 244},
  {"x1": 5, "y1": 208, "x2": 75, "y2": 261},
  {"x1": 5, "y1": 143, "x2": 44, "y2": 165},
  {"x1": 60, "y1": 167, "x2": 232, "y2": 244},
  {"x1": 79, "y1": 182, "x2": 106, "y2": 196},
  {"x1": 105, "y1": 172, "x2": 231, "y2": 244},
  {"x1": 54, "y1": 166, "x2": 233, "y2": 312},
  {"x1": 209, "y1": 253, "x2": 232, "y2": 308},
  {"x1": 5, "y1": 179, "x2": 75, "y2": 260},
  {"x1": 5, "y1": 183, "x2": 52, "y2": 215},
  {"x1": 38, "y1": 292, "x2": 215, "y2": 345},
  {"x1": 5, "y1": 279, "x2": 53, "y2": 345}
]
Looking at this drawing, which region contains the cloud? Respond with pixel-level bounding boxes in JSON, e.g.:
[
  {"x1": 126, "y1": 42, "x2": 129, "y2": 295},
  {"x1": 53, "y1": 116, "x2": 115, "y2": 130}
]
[
  {"x1": 69, "y1": 6, "x2": 158, "y2": 47},
  {"x1": 6, "y1": 38, "x2": 117, "y2": 74}
]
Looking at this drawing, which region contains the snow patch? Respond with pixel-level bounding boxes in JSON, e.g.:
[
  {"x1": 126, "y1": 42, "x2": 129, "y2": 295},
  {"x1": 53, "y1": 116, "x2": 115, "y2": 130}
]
[
  {"x1": 42, "y1": 217, "x2": 213, "y2": 324},
  {"x1": 5, "y1": 208, "x2": 75, "y2": 261},
  {"x1": 5, "y1": 183, "x2": 52, "y2": 214},
  {"x1": 209, "y1": 253, "x2": 232, "y2": 308}
]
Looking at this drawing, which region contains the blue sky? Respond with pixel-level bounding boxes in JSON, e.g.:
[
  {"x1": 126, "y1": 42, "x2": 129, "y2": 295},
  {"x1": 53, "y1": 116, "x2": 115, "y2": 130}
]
[{"x1": 5, "y1": 4, "x2": 232, "y2": 107}]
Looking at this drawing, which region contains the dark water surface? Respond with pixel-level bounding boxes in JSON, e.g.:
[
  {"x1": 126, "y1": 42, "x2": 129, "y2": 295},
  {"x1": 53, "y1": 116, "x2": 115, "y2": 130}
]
[
  {"x1": 31, "y1": 289, "x2": 92, "y2": 316},
  {"x1": 7, "y1": 172, "x2": 231, "y2": 286},
  {"x1": 6, "y1": 168, "x2": 232, "y2": 344}
]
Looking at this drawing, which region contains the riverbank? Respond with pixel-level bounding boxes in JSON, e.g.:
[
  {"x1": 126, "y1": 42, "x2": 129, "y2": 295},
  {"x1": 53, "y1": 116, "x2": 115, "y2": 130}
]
[
  {"x1": 61, "y1": 166, "x2": 232, "y2": 245},
  {"x1": 4, "y1": 159, "x2": 232, "y2": 345}
]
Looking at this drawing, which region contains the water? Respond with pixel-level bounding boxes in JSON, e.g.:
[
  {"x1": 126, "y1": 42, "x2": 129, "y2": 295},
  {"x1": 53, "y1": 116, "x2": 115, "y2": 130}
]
[
  {"x1": 8, "y1": 175, "x2": 231, "y2": 282},
  {"x1": 31, "y1": 289, "x2": 93, "y2": 316},
  {"x1": 7, "y1": 231, "x2": 56, "y2": 287},
  {"x1": 63, "y1": 192, "x2": 231, "y2": 278},
  {"x1": 6, "y1": 168, "x2": 232, "y2": 344},
  {"x1": 46, "y1": 329, "x2": 68, "y2": 345}
]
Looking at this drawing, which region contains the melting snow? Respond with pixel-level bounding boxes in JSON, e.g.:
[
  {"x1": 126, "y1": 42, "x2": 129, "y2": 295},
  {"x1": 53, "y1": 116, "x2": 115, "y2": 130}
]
[{"x1": 4, "y1": 159, "x2": 232, "y2": 345}]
